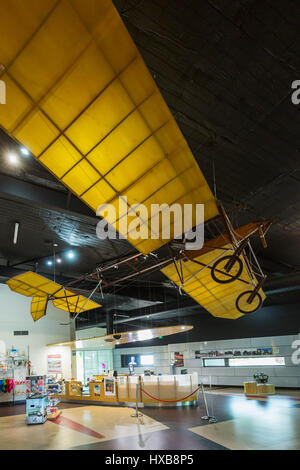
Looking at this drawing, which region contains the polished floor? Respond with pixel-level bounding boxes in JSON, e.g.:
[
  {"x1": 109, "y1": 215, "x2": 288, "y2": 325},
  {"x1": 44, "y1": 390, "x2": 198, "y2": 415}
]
[
  {"x1": 1, "y1": 391, "x2": 299, "y2": 450},
  {"x1": 206, "y1": 386, "x2": 300, "y2": 399}
]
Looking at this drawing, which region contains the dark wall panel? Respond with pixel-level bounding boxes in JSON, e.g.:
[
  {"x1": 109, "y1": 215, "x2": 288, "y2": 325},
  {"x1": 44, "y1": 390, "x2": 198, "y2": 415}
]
[{"x1": 117, "y1": 303, "x2": 300, "y2": 349}]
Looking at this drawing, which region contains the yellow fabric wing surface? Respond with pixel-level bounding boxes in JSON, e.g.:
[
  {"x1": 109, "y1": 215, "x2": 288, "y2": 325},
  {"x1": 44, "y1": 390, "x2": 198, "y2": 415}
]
[
  {"x1": 31, "y1": 297, "x2": 48, "y2": 322},
  {"x1": 0, "y1": 0, "x2": 218, "y2": 254},
  {"x1": 161, "y1": 247, "x2": 265, "y2": 319},
  {"x1": 52, "y1": 293, "x2": 99, "y2": 314},
  {"x1": 6, "y1": 271, "x2": 101, "y2": 317},
  {"x1": 6, "y1": 271, "x2": 65, "y2": 297}
]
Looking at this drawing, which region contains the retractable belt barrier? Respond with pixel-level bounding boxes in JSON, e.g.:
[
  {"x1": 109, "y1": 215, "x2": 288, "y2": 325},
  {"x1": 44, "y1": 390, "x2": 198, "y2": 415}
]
[
  {"x1": 140, "y1": 386, "x2": 202, "y2": 403},
  {"x1": 131, "y1": 382, "x2": 217, "y2": 423}
]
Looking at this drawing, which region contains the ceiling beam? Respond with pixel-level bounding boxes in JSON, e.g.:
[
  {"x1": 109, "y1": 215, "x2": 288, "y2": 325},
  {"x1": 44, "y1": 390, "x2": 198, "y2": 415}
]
[{"x1": 0, "y1": 173, "x2": 95, "y2": 220}]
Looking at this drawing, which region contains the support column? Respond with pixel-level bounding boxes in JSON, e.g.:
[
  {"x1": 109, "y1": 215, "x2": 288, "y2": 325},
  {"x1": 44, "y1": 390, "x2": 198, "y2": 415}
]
[
  {"x1": 106, "y1": 311, "x2": 113, "y2": 335},
  {"x1": 70, "y1": 321, "x2": 77, "y2": 380}
]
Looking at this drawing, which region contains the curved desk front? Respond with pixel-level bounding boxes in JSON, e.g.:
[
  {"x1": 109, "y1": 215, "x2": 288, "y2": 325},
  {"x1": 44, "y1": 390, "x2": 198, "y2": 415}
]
[{"x1": 58, "y1": 373, "x2": 199, "y2": 407}]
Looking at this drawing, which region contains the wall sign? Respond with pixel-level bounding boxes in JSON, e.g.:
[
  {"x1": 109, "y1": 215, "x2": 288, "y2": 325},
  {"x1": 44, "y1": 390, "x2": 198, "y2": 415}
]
[
  {"x1": 194, "y1": 347, "x2": 277, "y2": 359},
  {"x1": 47, "y1": 354, "x2": 62, "y2": 374},
  {"x1": 174, "y1": 352, "x2": 184, "y2": 367}
]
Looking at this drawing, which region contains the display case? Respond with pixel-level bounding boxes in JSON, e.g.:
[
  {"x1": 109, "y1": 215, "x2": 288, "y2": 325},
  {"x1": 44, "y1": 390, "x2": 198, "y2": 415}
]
[
  {"x1": 244, "y1": 381, "x2": 275, "y2": 396},
  {"x1": 66, "y1": 380, "x2": 82, "y2": 396}
]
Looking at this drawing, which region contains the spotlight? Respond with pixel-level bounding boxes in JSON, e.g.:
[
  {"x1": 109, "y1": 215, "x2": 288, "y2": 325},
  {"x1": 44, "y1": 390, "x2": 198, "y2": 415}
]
[
  {"x1": 20, "y1": 147, "x2": 30, "y2": 156},
  {"x1": 7, "y1": 153, "x2": 19, "y2": 166},
  {"x1": 46, "y1": 260, "x2": 53, "y2": 266},
  {"x1": 56, "y1": 258, "x2": 62, "y2": 264},
  {"x1": 66, "y1": 250, "x2": 75, "y2": 259}
]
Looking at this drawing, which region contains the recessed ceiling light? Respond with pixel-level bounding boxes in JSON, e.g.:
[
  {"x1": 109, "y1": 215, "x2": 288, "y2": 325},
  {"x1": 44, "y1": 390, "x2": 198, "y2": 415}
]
[
  {"x1": 13, "y1": 222, "x2": 19, "y2": 245},
  {"x1": 7, "y1": 153, "x2": 19, "y2": 166},
  {"x1": 66, "y1": 250, "x2": 75, "y2": 259},
  {"x1": 56, "y1": 258, "x2": 62, "y2": 264},
  {"x1": 46, "y1": 260, "x2": 53, "y2": 266},
  {"x1": 20, "y1": 146, "x2": 30, "y2": 156}
]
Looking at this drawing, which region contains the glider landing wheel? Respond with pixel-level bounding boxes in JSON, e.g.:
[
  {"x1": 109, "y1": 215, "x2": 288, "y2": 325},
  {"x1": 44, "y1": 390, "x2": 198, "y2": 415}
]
[
  {"x1": 211, "y1": 255, "x2": 243, "y2": 284},
  {"x1": 236, "y1": 290, "x2": 263, "y2": 314}
]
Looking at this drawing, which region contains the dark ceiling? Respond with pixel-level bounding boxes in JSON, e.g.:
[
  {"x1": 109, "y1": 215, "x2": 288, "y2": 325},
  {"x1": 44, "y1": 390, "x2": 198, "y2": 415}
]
[{"x1": 0, "y1": 0, "x2": 300, "y2": 335}]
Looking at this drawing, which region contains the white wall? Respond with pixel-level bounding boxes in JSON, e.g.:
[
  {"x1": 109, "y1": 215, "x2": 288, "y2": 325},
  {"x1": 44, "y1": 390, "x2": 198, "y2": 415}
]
[
  {"x1": 113, "y1": 334, "x2": 300, "y2": 388},
  {"x1": 0, "y1": 284, "x2": 72, "y2": 382}
]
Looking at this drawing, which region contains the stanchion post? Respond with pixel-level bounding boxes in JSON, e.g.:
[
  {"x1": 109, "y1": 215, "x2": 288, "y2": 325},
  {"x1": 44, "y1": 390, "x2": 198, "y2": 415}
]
[
  {"x1": 131, "y1": 380, "x2": 142, "y2": 418},
  {"x1": 201, "y1": 383, "x2": 217, "y2": 424},
  {"x1": 196, "y1": 382, "x2": 200, "y2": 405}
]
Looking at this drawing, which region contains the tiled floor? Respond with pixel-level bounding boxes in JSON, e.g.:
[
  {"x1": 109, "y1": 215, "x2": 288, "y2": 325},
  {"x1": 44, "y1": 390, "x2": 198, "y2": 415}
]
[
  {"x1": 189, "y1": 409, "x2": 300, "y2": 450},
  {"x1": 0, "y1": 391, "x2": 299, "y2": 450},
  {"x1": 0, "y1": 405, "x2": 167, "y2": 450}
]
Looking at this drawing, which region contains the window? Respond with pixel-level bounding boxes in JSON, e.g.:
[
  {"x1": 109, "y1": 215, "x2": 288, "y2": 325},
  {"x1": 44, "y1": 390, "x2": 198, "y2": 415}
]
[
  {"x1": 229, "y1": 357, "x2": 285, "y2": 367},
  {"x1": 84, "y1": 350, "x2": 99, "y2": 381},
  {"x1": 203, "y1": 356, "x2": 285, "y2": 368},
  {"x1": 203, "y1": 358, "x2": 226, "y2": 367},
  {"x1": 76, "y1": 350, "x2": 113, "y2": 383},
  {"x1": 140, "y1": 355, "x2": 154, "y2": 366}
]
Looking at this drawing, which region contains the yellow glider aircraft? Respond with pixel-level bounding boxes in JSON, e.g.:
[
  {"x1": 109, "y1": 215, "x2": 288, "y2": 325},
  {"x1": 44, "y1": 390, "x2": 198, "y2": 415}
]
[
  {"x1": 1, "y1": 0, "x2": 271, "y2": 321},
  {"x1": 6, "y1": 271, "x2": 100, "y2": 321}
]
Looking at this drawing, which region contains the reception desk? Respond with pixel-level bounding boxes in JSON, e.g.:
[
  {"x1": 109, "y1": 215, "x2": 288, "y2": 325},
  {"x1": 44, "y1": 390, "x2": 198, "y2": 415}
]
[{"x1": 59, "y1": 373, "x2": 199, "y2": 407}]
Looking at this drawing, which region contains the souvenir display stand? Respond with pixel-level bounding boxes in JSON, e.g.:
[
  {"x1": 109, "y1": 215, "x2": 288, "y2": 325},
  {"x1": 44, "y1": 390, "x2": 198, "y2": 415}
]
[
  {"x1": 26, "y1": 375, "x2": 46, "y2": 395},
  {"x1": 26, "y1": 375, "x2": 47, "y2": 425},
  {"x1": 13, "y1": 358, "x2": 27, "y2": 401},
  {"x1": 0, "y1": 355, "x2": 27, "y2": 403},
  {"x1": 46, "y1": 377, "x2": 62, "y2": 419},
  {"x1": 26, "y1": 395, "x2": 48, "y2": 425},
  {"x1": 47, "y1": 396, "x2": 61, "y2": 420}
]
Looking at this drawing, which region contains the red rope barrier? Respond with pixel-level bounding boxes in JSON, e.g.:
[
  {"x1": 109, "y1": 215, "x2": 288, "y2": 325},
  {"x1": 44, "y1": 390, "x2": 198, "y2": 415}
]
[{"x1": 140, "y1": 386, "x2": 201, "y2": 403}]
